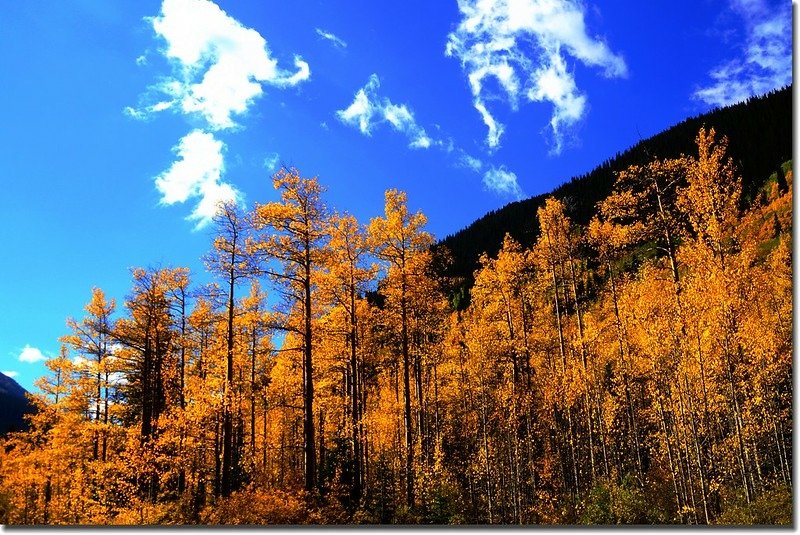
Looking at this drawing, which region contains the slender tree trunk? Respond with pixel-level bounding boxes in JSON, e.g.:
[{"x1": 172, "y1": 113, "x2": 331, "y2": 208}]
[
  {"x1": 401, "y1": 279, "x2": 414, "y2": 508},
  {"x1": 221, "y1": 266, "x2": 236, "y2": 497},
  {"x1": 349, "y1": 283, "x2": 362, "y2": 504},
  {"x1": 249, "y1": 330, "x2": 256, "y2": 464},
  {"x1": 414, "y1": 345, "x2": 426, "y2": 465},
  {"x1": 303, "y1": 251, "x2": 316, "y2": 492},
  {"x1": 685, "y1": 375, "x2": 710, "y2": 523},
  {"x1": 724, "y1": 345, "x2": 751, "y2": 504},
  {"x1": 608, "y1": 265, "x2": 644, "y2": 482},
  {"x1": 268, "y1": 386, "x2": 269, "y2": 480},
  {"x1": 657, "y1": 394, "x2": 684, "y2": 523},
  {"x1": 178, "y1": 294, "x2": 187, "y2": 494},
  {"x1": 674, "y1": 386, "x2": 698, "y2": 524},
  {"x1": 479, "y1": 374, "x2": 493, "y2": 524}
]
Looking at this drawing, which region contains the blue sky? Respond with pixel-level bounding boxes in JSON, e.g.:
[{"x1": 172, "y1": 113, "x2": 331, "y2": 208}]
[{"x1": 0, "y1": 0, "x2": 792, "y2": 391}]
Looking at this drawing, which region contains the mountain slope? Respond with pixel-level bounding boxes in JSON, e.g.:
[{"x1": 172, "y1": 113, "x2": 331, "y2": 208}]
[
  {"x1": 438, "y1": 86, "x2": 792, "y2": 284},
  {"x1": 0, "y1": 372, "x2": 33, "y2": 435}
]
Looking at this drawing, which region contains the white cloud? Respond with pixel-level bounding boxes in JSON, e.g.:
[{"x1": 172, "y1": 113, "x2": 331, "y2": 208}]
[
  {"x1": 474, "y1": 100, "x2": 505, "y2": 149},
  {"x1": 483, "y1": 165, "x2": 523, "y2": 198},
  {"x1": 18, "y1": 345, "x2": 47, "y2": 363},
  {"x1": 456, "y1": 151, "x2": 484, "y2": 172},
  {"x1": 336, "y1": 75, "x2": 522, "y2": 199},
  {"x1": 337, "y1": 74, "x2": 435, "y2": 149},
  {"x1": 2, "y1": 371, "x2": 19, "y2": 378},
  {"x1": 694, "y1": 0, "x2": 791, "y2": 107},
  {"x1": 133, "y1": 0, "x2": 311, "y2": 130},
  {"x1": 446, "y1": 0, "x2": 627, "y2": 152},
  {"x1": 315, "y1": 28, "x2": 347, "y2": 49},
  {"x1": 273, "y1": 56, "x2": 311, "y2": 88},
  {"x1": 155, "y1": 129, "x2": 239, "y2": 228}
]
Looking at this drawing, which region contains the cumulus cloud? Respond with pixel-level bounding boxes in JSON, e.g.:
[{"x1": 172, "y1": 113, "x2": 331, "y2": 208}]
[
  {"x1": 315, "y1": 28, "x2": 347, "y2": 48},
  {"x1": 18, "y1": 345, "x2": 47, "y2": 363},
  {"x1": 155, "y1": 129, "x2": 239, "y2": 228},
  {"x1": 483, "y1": 165, "x2": 524, "y2": 198},
  {"x1": 2, "y1": 371, "x2": 19, "y2": 378},
  {"x1": 694, "y1": 0, "x2": 791, "y2": 107},
  {"x1": 337, "y1": 74, "x2": 435, "y2": 149},
  {"x1": 135, "y1": 0, "x2": 311, "y2": 130},
  {"x1": 446, "y1": 0, "x2": 627, "y2": 153}
]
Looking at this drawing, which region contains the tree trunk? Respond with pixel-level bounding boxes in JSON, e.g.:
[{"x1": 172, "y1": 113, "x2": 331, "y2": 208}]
[
  {"x1": 303, "y1": 254, "x2": 316, "y2": 493},
  {"x1": 221, "y1": 266, "x2": 236, "y2": 497},
  {"x1": 401, "y1": 279, "x2": 415, "y2": 508}
]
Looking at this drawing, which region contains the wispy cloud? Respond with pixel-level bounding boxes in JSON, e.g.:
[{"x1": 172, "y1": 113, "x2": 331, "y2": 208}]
[
  {"x1": 337, "y1": 74, "x2": 522, "y2": 198},
  {"x1": 694, "y1": 0, "x2": 791, "y2": 107},
  {"x1": 457, "y1": 151, "x2": 484, "y2": 172},
  {"x1": 315, "y1": 28, "x2": 347, "y2": 49},
  {"x1": 337, "y1": 74, "x2": 435, "y2": 149},
  {"x1": 263, "y1": 152, "x2": 281, "y2": 172},
  {"x1": 446, "y1": 0, "x2": 627, "y2": 153},
  {"x1": 483, "y1": 165, "x2": 524, "y2": 199},
  {"x1": 18, "y1": 345, "x2": 47, "y2": 363},
  {"x1": 128, "y1": 0, "x2": 310, "y2": 227},
  {"x1": 155, "y1": 129, "x2": 238, "y2": 228}
]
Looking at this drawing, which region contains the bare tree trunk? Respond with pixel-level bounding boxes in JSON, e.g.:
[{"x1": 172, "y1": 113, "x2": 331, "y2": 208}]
[
  {"x1": 349, "y1": 283, "x2": 362, "y2": 505},
  {"x1": 685, "y1": 375, "x2": 710, "y2": 524},
  {"x1": 303, "y1": 252, "x2": 316, "y2": 493},
  {"x1": 221, "y1": 268, "x2": 236, "y2": 497},
  {"x1": 657, "y1": 394, "x2": 684, "y2": 523},
  {"x1": 401, "y1": 276, "x2": 415, "y2": 508},
  {"x1": 608, "y1": 265, "x2": 644, "y2": 482}
]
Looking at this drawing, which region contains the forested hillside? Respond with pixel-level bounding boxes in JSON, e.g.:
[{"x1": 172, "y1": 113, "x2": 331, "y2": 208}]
[
  {"x1": 439, "y1": 86, "x2": 792, "y2": 287},
  {"x1": 0, "y1": 127, "x2": 791, "y2": 525},
  {"x1": 0, "y1": 373, "x2": 32, "y2": 435}
]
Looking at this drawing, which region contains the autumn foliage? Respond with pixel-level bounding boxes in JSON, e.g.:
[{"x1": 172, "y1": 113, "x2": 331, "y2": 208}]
[{"x1": 0, "y1": 132, "x2": 792, "y2": 525}]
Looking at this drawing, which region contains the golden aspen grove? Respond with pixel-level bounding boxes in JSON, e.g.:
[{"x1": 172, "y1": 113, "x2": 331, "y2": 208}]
[{"x1": 0, "y1": 128, "x2": 791, "y2": 525}]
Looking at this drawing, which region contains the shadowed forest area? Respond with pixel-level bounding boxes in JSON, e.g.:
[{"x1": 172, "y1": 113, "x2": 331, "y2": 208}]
[{"x1": 0, "y1": 124, "x2": 791, "y2": 525}]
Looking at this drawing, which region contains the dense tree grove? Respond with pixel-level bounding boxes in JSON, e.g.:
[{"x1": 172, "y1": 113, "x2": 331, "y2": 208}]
[{"x1": 0, "y1": 129, "x2": 791, "y2": 525}]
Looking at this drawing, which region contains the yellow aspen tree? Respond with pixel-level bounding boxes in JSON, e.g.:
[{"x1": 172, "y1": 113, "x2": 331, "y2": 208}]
[
  {"x1": 677, "y1": 128, "x2": 749, "y2": 509},
  {"x1": 319, "y1": 211, "x2": 376, "y2": 505},
  {"x1": 184, "y1": 295, "x2": 227, "y2": 504},
  {"x1": 368, "y1": 189, "x2": 433, "y2": 508},
  {"x1": 600, "y1": 156, "x2": 689, "y2": 288},
  {"x1": 251, "y1": 167, "x2": 329, "y2": 493},
  {"x1": 239, "y1": 280, "x2": 274, "y2": 476},
  {"x1": 61, "y1": 288, "x2": 116, "y2": 463},
  {"x1": 535, "y1": 197, "x2": 603, "y2": 489},
  {"x1": 586, "y1": 216, "x2": 645, "y2": 482},
  {"x1": 34, "y1": 345, "x2": 75, "y2": 409},
  {"x1": 677, "y1": 127, "x2": 741, "y2": 267},
  {"x1": 204, "y1": 201, "x2": 258, "y2": 497},
  {"x1": 113, "y1": 267, "x2": 186, "y2": 502}
]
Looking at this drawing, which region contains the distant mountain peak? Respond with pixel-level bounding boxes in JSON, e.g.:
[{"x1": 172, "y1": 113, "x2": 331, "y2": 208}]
[
  {"x1": 0, "y1": 371, "x2": 27, "y2": 399},
  {"x1": 0, "y1": 371, "x2": 33, "y2": 435}
]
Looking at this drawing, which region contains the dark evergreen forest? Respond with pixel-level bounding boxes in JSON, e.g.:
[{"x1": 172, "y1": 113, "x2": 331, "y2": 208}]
[{"x1": 439, "y1": 86, "x2": 792, "y2": 290}]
